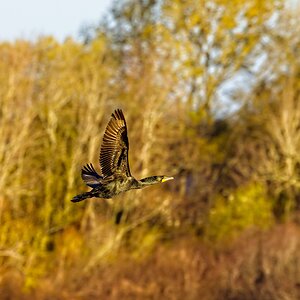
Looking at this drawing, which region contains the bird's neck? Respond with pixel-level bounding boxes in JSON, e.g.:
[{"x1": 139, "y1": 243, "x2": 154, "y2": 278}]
[{"x1": 136, "y1": 176, "x2": 160, "y2": 189}]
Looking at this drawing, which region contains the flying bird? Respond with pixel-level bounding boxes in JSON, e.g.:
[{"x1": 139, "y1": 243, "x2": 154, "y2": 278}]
[{"x1": 71, "y1": 109, "x2": 174, "y2": 202}]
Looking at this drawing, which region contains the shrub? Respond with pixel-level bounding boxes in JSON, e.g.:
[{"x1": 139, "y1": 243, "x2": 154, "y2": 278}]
[{"x1": 205, "y1": 183, "x2": 274, "y2": 242}]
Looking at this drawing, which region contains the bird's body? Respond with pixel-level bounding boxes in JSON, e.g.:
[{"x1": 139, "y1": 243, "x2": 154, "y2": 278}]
[
  {"x1": 71, "y1": 109, "x2": 173, "y2": 202},
  {"x1": 72, "y1": 176, "x2": 136, "y2": 201}
]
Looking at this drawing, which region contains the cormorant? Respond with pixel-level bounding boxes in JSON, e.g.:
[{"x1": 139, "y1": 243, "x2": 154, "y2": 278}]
[{"x1": 71, "y1": 109, "x2": 174, "y2": 202}]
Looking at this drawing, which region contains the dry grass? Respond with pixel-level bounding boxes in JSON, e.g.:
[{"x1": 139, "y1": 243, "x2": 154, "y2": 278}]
[{"x1": 1, "y1": 222, "x2": 300, "y2": 300}]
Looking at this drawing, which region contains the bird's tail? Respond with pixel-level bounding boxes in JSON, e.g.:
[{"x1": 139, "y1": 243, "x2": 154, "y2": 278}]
[{"x1": 71, "y1": 191, "x2": 95, "y2": 203}]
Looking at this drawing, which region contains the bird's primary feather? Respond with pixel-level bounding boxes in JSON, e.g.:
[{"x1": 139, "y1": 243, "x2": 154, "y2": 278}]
[
  {"x1": 81, "y1": 163, "x2": 102, "y2": 188},
  {"x1": 100, "y1": 109, "x2": 131, "y2": 177}
]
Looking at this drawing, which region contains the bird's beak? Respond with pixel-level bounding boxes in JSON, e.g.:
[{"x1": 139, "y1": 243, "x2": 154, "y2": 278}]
[{"x1": 162, "y1": 176, "x2": 174, "y2": 183}]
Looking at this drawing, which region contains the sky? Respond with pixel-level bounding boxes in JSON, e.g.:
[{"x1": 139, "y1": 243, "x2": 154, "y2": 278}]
[
  {"x1": 2, "y1": 1, "x2": 299, "y2": 42},
  {"x1": 0, "y1": 0, "x2": 112, "y2": 42}
]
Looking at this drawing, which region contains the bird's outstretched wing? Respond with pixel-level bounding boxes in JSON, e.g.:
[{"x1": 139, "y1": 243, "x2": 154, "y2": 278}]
[
  {"x1": 99, "y1": 109, "x2": 131, "y2": 177},
  {"x1": 81, "y1": 163, "x2": 102, "y2": 188}
]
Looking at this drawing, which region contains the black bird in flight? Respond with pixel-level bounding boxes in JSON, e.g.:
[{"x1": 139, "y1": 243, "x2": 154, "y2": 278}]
[{"x1": 71, "y1": 109, "x2": 174, "y2": 202}]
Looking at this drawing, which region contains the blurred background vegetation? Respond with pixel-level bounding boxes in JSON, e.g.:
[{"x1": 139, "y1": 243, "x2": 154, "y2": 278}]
[{"x1": 1, "y1": 0, "x2": 300, "y2": 299}]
